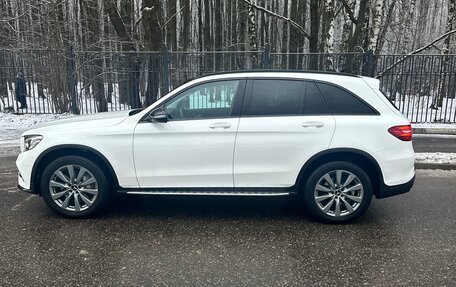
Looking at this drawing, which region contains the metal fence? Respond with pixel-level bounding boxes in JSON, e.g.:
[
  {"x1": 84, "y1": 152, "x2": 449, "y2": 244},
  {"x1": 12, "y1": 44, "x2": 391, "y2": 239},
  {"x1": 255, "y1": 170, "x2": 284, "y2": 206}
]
[{"x1": 0, "y1": 47, "x2": 455, "y2": 123}]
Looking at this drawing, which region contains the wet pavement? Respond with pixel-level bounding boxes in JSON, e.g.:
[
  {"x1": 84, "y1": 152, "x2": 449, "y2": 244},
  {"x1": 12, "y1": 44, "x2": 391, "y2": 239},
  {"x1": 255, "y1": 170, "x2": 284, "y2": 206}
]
[
  {"x1": 413, "y1": 134, "x2": 456, "y2": 153},
  {"x1": 0, "y1": 156, "x2": 455, "y2": 286}
]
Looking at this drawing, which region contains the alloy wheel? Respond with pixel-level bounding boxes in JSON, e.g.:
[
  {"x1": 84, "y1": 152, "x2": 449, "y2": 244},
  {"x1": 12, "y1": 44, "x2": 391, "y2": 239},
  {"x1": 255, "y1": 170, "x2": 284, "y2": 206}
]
[
  {"x1": 48, "y1": 164, "x2": 99, "y2": 212},
  {"x1": 313, "y1": 170, "x2": 364, "y2": 217}
]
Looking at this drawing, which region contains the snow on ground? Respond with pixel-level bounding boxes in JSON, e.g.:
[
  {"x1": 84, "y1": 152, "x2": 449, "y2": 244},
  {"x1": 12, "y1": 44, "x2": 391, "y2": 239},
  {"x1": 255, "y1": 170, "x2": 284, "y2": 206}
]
[
  {"x1": 393, "y1": 95, "x2": 456, "y2": 123},
  {"x1": 1, "y1": 82, "x2": 130, "y2": 114},
  {"x1": 412, "y1": 123, "x2": 456, "y2": 129},
  {"x1": 418, "y1": 169, "x2": 456, "y2": 178},
  {"x1": 415, "y1": 153, "x2": 456, "y2": 165},
  {"x1": 0, "y1": 112, "x2": 72, "y2": 157}
]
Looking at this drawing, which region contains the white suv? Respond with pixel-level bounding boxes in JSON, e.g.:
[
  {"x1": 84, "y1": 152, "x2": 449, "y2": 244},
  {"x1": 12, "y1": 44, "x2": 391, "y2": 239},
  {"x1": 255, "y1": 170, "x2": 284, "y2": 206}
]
[{"x1": 16, "y1": 71, "x2": 415, "y2": 223}]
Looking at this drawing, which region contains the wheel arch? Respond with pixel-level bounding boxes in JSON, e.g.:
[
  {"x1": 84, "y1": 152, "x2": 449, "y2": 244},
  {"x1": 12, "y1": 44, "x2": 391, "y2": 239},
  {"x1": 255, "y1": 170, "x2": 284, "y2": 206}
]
[
  {"x1": 296, "y1": 148, "x2": 383, "y2": 197},
  {"x1": 31, "y1": 144, "x2": 119, "y2": 195}
]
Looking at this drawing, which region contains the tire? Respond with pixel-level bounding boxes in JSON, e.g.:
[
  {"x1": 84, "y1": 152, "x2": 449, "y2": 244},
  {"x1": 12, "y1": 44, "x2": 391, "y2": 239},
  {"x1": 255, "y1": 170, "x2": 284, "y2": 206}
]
[
  {"x1": 303, "y1": 161, "x2": 373, "y2": 223},
  {"x1": 40, "y1": 156, "x2": 109, "y2": 218}
]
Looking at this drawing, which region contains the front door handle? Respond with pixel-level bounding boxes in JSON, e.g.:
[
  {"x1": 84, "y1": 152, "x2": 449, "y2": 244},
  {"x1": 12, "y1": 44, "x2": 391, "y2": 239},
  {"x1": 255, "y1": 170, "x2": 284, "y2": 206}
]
[
  {"x1": 302, "y1": 121, "x2": 324, "y2": 128},
  {"x1": 209, "y1": 122, "x2": 231, "y2": 129}
]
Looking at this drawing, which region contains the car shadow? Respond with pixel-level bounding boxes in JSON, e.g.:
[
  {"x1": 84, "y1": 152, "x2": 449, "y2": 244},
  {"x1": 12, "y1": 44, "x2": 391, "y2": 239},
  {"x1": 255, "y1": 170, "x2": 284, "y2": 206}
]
[
  {"x1": 104, "y1": 194, "x2": 308, "y2": 220},
  {"x1": 97, "y1": 194, "x2": 375, "y2": 225}
]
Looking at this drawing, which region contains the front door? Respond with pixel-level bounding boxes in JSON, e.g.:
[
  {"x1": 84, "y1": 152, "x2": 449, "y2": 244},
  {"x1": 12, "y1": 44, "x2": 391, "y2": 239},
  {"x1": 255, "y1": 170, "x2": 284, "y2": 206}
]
[{"x1": 133, "y1": 79, "x2": 245, "y2": 188}]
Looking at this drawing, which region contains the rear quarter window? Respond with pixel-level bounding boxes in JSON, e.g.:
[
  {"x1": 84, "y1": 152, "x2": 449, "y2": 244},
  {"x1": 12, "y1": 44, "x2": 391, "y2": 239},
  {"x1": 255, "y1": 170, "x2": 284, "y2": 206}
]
[{"x1": 316, "y1": 82, "x2": 378, "y2": 115}]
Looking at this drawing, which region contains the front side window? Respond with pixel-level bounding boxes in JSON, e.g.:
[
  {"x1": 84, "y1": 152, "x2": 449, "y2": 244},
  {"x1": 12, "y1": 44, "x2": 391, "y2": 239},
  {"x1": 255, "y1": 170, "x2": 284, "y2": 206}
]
[{"x1": 164, "y1": 80, "x2": 240, "y2": 120}]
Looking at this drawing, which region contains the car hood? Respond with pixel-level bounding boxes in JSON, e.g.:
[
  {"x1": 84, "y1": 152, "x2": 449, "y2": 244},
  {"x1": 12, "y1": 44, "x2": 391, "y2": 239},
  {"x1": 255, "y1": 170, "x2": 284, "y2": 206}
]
[{"x1": 23, "y1": 110, "x2": 136, "y2": 136}]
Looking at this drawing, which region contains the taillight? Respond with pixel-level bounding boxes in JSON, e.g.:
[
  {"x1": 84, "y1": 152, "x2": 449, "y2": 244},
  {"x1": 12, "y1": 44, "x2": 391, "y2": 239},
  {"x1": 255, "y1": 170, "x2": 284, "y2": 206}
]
[{"x1": 388, "y1": 125, "x2": 413, "y2": 141}]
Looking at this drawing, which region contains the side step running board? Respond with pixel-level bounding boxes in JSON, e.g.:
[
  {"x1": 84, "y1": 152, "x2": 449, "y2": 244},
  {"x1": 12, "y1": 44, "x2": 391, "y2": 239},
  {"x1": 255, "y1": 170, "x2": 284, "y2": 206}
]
[{"x1": 119, "y1": 189, "x2": 291, "y2": 197}]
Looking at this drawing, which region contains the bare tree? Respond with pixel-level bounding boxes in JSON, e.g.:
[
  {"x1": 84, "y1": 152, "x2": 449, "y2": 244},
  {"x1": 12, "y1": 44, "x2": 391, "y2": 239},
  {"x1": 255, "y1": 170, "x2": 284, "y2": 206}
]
[{"x1": 431, "y1": 0, "x2": 455, "y2": 110}]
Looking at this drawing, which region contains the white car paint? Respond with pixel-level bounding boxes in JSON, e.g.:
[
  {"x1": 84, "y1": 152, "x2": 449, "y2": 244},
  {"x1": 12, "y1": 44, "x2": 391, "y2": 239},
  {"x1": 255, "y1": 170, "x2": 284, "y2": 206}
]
[
  {"x1": 17, "y1": 72, "x2": 415, "y2": 194},
  {"x1": 133, "y1": 117, "x2": 239, "y2": 187},
  {"x1": 233, "y1": 115, "x2": 336, "y2": 187}
]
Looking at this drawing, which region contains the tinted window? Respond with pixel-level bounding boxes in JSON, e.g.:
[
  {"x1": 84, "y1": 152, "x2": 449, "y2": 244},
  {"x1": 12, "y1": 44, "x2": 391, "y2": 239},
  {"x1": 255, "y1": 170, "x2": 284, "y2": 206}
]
[
  {"x1": 304, "y1": 81, "x2": 330, "y2": 115},
  {"x1": 246, "y1": 80, "x2": 304, "y2": 116},
  {"x1": 164, "y1": 80, "x2": 239, "y2": 120},
  {"x1": 316, "y1": 82, "x2": 377, "y2": 115}
]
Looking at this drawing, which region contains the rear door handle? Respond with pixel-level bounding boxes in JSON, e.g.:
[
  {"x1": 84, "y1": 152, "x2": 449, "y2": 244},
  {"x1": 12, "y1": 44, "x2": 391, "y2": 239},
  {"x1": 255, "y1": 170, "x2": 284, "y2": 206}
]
[
  {"x1": 209, "y1": 122, "x2": 231, "y2": 129},
  {"x1": 302, "y1": 121, "x2": 324, "y2": 128}
]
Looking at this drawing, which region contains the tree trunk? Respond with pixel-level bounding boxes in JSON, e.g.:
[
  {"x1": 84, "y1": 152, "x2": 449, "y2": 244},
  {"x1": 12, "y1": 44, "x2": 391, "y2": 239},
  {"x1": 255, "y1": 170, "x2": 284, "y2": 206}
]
[
  {"x1": 281, "y1": 0, "x2": 289, "y2": 68},
  {"x1": 431, "y1": 0, "x2": 455, "y2": 110},
  {"x1": 181, "y1": 0, "x2": 190, "y2": 51},
  {"x1": 289, "y1": 0, "x2": 299, "y2": 69},
  {"x1": 83, "y1": 0, "x2": 107, "y2": 112},
  {"x1": 106, "y1": 0, "x2": 141, "y2": 108},
  {"x1": 368, "y1": 0, "x2": 383, "y2": 52},
  {"x1": 309, "y1": 0, "x2": 320, "y2": 70},
  {"x1": 343, "y1": 0, "x2": 370, "y2": 73},
  {"x1": 248, "y1": 4, "x2": 258, "y2": 68},
  {"x1": 347, "y1": 0, "x2": 369, "y2": 53},
  {"x1": 204, "y1": 0, "x2": 212, "y2": 72},
  {"x1": 143, "y1": 0, "x2": 162, "y2": 105},
  {"x1": 167, "y1": 0, "x2": 177, "y2": 51},
  {"x1": 401, "y1": 0, "x2": 417, "y2": 54},
  {"x1": 376, "y1": 0, "x2": 396, "y2": 55},
  {"x1": 214, "y1": 0, "x2": 223, "y2": 70},
  {"x1": 237, "y1": 0, "x2": 249, "y2": 54},
  {"x1": 321, "y1": 0, "x2": 335, "y2": 53}
]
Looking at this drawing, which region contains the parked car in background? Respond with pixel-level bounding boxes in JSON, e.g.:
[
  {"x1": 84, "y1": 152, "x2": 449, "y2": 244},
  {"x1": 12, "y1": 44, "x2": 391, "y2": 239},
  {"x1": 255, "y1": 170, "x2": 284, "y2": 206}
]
[{"x1": 16, "y1": 71, "x2": 415, "y2": 223}]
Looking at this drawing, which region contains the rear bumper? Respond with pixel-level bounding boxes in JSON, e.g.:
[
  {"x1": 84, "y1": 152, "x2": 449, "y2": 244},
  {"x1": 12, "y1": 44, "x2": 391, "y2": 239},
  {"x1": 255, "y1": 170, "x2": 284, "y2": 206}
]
[{"x1": 376, "y1": 175, "x2": 415, "y2": 199}]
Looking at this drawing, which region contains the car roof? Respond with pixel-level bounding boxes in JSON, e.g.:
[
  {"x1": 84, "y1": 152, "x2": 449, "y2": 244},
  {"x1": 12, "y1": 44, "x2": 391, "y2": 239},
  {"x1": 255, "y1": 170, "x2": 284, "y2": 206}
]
[
  {"x1": 194, "y1": 70, "x2": 363, "y2": 83},
  {"x1": 198, "y1": 70, "x2": 360, "y2": 79}
]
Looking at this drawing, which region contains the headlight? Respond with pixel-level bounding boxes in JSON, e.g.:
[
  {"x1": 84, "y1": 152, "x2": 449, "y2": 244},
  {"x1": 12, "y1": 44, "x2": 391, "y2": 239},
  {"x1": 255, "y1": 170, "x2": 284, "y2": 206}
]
[{"x1": 22, "y1": 135, "x2": 43, "y2": 152}]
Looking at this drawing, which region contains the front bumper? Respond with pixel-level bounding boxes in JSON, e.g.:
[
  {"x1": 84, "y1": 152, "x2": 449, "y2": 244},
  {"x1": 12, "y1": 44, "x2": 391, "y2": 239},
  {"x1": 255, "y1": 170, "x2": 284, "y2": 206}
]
[
  {"x1": 17, "y1": 170, "x2": 38, "y2": 194},
  {"x1": 376, "y1": 175, "x2": 415, "y2": 199},
  {"x1": 17, "y1": 184, "x2": 38, "y2": 194},
  {"x1": 16, "y1": 148, "x2": 41, "y2": 191}
]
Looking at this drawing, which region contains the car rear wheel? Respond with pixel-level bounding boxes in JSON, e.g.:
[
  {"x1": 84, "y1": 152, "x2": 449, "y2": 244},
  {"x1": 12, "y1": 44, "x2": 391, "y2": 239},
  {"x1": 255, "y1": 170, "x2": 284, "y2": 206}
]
[
  {"x1": 41, "y1": 156, "x2": 109, "y2": 218},
  {"x1": 303, "y1": 161, "x2": 372, "y2": 223}
]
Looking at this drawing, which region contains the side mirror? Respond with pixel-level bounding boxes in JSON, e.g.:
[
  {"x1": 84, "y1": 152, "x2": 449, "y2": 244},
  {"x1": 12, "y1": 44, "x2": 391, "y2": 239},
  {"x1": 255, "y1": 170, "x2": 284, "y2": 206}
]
[{"x1": 148, "y1": 108, "x2": 168, "y2": 123}]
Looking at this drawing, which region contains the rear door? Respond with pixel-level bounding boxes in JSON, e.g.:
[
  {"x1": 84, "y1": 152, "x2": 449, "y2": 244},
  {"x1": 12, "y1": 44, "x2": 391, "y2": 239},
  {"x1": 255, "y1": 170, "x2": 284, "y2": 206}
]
[{"x1": 233, "y1": 79, "x2": 336, "y2": 188}]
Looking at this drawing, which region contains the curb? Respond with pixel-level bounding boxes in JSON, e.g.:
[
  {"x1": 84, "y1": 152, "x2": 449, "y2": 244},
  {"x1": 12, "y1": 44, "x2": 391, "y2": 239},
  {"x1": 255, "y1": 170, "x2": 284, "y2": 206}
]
[
  {"x1": 415, "y1": 162, "x2": 456, "y2": 170},
  {"x1": 413, "y1": 128, "x2": 456, "y2": 135}
]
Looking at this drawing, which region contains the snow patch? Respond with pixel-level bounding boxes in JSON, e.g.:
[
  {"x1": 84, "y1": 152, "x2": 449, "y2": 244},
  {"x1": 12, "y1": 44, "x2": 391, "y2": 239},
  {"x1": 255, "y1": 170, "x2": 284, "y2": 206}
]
[
  {"x1": 413, "y1": 123, "x2": 456, "y2": 129},
  {"x1": 1, "y1": 82, "x2": 130, "y2": 114},
  {"x1": 417, "y1": 169, "x2": 456, "y2": 178},
  {"x1": 392, "y1": 93, "x2": 456, "y2": 124},
  {"x1": 415, "y1": 152, "x2": 456, "y2": 165},
  {"x1": 0, "y1": 112, "x2": 73, "y2": 157}
]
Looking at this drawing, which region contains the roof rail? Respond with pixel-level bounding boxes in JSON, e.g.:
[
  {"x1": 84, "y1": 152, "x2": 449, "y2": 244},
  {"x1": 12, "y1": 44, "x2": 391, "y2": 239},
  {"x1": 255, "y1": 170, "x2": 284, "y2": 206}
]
[{"x1": 197, "y1": 69, "x2": 360, "y2": 78}]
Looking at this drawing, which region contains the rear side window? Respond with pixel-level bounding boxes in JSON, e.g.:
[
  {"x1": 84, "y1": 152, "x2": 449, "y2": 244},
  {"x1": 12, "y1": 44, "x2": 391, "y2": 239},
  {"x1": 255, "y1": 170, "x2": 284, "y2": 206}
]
[
  {"x1": 316, "y1": 82, "x2": 377, "y2": 115},
  {"x1": 246, "y1": 80, "x2": 304, "y2": 116},
  {"x1": 244, "y1": 79, "x2": 330, "y2": 116},
  {"x1": 304, "y1": 81, "x2": 330, "y2": 115}
]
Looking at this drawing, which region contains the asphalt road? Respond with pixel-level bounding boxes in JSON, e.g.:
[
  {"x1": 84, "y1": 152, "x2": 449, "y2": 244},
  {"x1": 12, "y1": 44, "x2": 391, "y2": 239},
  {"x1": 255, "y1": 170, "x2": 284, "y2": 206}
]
[
  {"x1": 0, "y1": 156, "x2": 455, "y2": 286},
  {"x1": 413, "y1": 134, "x2": 456, "y2": 153}
]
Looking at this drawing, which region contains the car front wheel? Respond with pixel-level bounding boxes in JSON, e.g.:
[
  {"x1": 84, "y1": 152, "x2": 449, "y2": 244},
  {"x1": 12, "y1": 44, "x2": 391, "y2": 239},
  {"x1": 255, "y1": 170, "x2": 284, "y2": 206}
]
[
  {"x1": 303, "y1": 161, "x2": 373, "y2": 223},
  {"x1": 40, "y1": 156, "x2": 108, "y2": 218}
]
